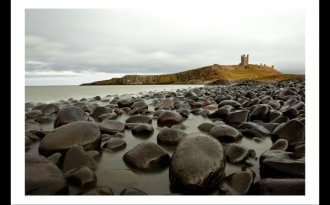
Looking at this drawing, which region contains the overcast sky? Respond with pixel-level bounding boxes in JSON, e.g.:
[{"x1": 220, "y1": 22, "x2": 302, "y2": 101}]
[{"x1": 25, "y1": 8, "x2": 304, "y2": 85}]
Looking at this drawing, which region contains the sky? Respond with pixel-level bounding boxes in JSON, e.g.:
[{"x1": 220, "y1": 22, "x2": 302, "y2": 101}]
[{"x1": 25, "y1": 8, "x2": 305, "y2": 85}]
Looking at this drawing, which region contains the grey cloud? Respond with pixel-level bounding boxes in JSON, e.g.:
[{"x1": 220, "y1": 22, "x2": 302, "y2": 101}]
[{"x1": 25, "y1": 8, "x2": 304, "y2": 85}]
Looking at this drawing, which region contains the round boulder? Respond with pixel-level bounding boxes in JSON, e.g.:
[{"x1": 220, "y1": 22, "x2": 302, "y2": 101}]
[
  {"x1": 209, "y1": 125, "x2": 242, "y2": 142},
  {"x1": 123, "y1": 142, "x2": 170, "y2": 169},
  {"x1": 25, "y1": 153, "x2": 67, "y2": 195},
  {"x1": 169, "y1": 135, "x2": 226, "y2": 193},
  {"x1": 157, "y1": 127, "x2": 187, "y2": 145},
  {"x1": 54, "y1": 106, "x2": 88, "y2": 128},
  {"x1": 39, "y1": 121, "x2": 101, "y2": 156},
  {"x1": 157, "y1": 111, "x2": 183, "y2": 127}
]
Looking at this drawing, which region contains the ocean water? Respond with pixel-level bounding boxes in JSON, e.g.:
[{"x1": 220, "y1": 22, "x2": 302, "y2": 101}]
[{"x1": 25, "y1": 84, "x2": 204, "y2": 103}]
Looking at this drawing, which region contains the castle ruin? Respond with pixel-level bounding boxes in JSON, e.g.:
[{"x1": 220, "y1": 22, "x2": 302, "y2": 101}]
[{"x1": 240, "y1": 54, "x2": 249, "y2": 66}]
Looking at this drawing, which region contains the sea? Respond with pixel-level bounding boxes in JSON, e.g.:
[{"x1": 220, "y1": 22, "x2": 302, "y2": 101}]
[{"x1": 25, "y1": 84, "x2": 205, "y2": 103}]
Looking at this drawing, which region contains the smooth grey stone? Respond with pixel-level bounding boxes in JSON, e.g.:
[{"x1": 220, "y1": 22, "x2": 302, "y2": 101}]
[
  {"x1": 25, "y1": 153, "x2": 67, "y2": 195},
  {"x1": 39, "y1": 121, "x2": 101, "y2": 156},
  {"x1": 157, "y1": 127, "x2": 187, "y2": 145},
  {"x1": 169, "y1": 135, "x2": 225, "y2": 193},
  {"x1": 209, "y1": 125, "x2": 242, "y2": 142},
  {"x1": 123, "y1": 142, "x2": 170, "y2": 169}
]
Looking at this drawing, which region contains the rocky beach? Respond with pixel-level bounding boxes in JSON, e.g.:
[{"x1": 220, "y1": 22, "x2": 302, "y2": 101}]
[{"x1": 25, "y1": 78, "x2": 305, "y2": 195}]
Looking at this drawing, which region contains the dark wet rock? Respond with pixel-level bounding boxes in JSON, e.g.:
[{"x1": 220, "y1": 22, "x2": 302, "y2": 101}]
[
  {"x1": 175, "y1": 102, "x2": 191, "y2": 110},
  {"x1": 245, "y1": 91, "x2": 256, "y2": 99},
  {"x1": 54, "y1": 106, "x2": 88, "y2": 128},
  {"x1": 272, "y1": 119, "x2": 305, "y2": 144},
  {"x1": 80, "y1": 186, "x2": 114, "y2": 195},
  {"x1": 238, "y1": 122, "x2": 271, "y2": 136},
  {"x1": 291, "y1": 101, "x2": 305, "y2": 110},
  {"x1": 153, "y1": 109, "x2": 164, "y2": 117},
  {"x1": 64, "y1": 166, "x2": 97, "y2": 188},
  {"x1": 251, "y1": 178, "x2": 305, "y2": 195},
  {"x1": 249, "y1": 104, "x2": 270, "y2": 121},
  {"x1": 26, "y1": 132, "x2": 40, "y2": 142},
  {"x1": 131, "y1": 100, "x2": 148, "y2": 110},
  {"x1": 113, "y1": 108, "x2": 125, "y2": 115},
  {"x1": 73, "y1": 102, "x2": 95, "y2": 113},
  {"x1": 177, "y1": 108, "x2": 189, "y2": 118},
  {"x1": 126, "y1": 115, "x2": 152, "y2": 124},
  {"x1": 282, "y1": 107, "x2": 299, "y2": 119},
  {"x1": 225, "y1": 143, "x2": 249, "y2": 164},
  {"x1": 112, "y1": 132, "x2": 125, "y2": 138},
  {"x1": 157, "y1": 127, "x2": 187, "y2": 145},
  {"x1": 209, "y1": 125, "x2": 242, "y2": 142},
  {"x1": 157, "y1": 111, "x2": 184, "y2": 127},
  {"x1": 271, "y1": 115, "x2": 289, "y2": 123},
  {"x1": 208, "y1": 105, "x2": 234, "y2": 119},
  {"x1": 184, "y1": 91, "x2": 198, "y2": 99},
  {"x1": 126, "y1": 108, "x2": 139, "y2": 116},
  {"x1": 121, "y1": 107, "x2": 131, "y2": 113},
  {"x1": 25, "y1": 153, "x2": 68, "y2": 195},
  {"x1": 123, "y1": 142, "x2": 170, "y2": 169},
  {"x1": 202, "y1": 103, "x2": 218, "y2": 110},
  {"x1": 131, "y1": 123, "x2": 154, "y2": 137},
  {"x1": 39, "y1": 121, "x2": 101, "y2": 156},
  {"x1": 189, "y1": 101, "x2": 202, "y2": 109},
  {"x1": 280, "y1": 98, "x2": 300, "y2": 112},
  {"x1": 91, "y1": 106, "x2": 111, "y2": 119},
  {"x1": 267, "y1": 100, "x2": 281, "y2": 110},
  {"x1": 99, "y1": 120, "x2": 125, "y2": 134},
  {"x1": 104, "y1": 138, "x2": 127, "y2": 151},
  {"x1": 198, "y1": 122, "x2": 215, "y2": 133},
  {"x1": 125, "y1": 123, "x2": 143, "y2": 129},
  {"x1": 169, "y1": 135, "x2": 226, "y2": 193},
  {"x1": 87, "y1": 150, "x2": 101, "y2": 159},
  {"x1": 25, "y1": 136, "x2": 33, "y2": 147},
  {"x1": 250, "y1": 98, "x2": 261, "y2": 106},
  {"x1": 248, "y1": 149, "x2": 256, "y2": 158},
  {"x1": 270, "y1": 139, "x2": 288, "y2": 151},
  {"x1": 259, "y1": 122, "x2": 280, "y2": 132},
  {"x1": 171, "y1": 124, "x2": 187, "y2": 130},
  {"x1": 25, "y1": 122, "x2": 43, "y2": 136},
  {"x1": 268, "y1": 110, "x2": 283, "y2": 121},
  {"x1": 219, "y1": 171, "x2": 255, "y2": 195},
  {"x1": 200, "y1": 109, "x2": 210, "y2": 117},
  {"x1": 259, "y1": 150, "x2": 305, "y2": 178},
  {"x1": 120, "y1": 187, "x2": 148, "y2": 195},
  {"x1": 191, "y1": 108, "x2": 202, "y2": 115},
  {"x1": 215, "y1": 94, "x2": 233, "y2": 103},
  {"x1": 118, "y1": 97, "x2": 135, "y2": 108},
  {"x1": 292, "y1": 143, "x2": 305, "y2": 159},
  {"x1": 47, "y1": 152, "x2": 62, "y2": 166},
  {"x1": 93, "y1": 96, "x2": 101, "y2": 100},
  {"x1": 101, "y1": 133, "x2": 111, "y2": 142},
  {"x1": 62, "y1": 145, "x2": 97, "y2": 173},
  {"x1": 98, "y1": 112, "x2": 117, "y2": 121},
  {"x1": 278, "y1": 89, "x2": 297, "y2": 99},
  {"x1": 226, "y1": 110, "x2": 249, "y2": 123},
  {"x1": 153, "y1": 92, "x2": 166, "y2": 98},
  {"x1": 26, "y1": 110, "x2": 43, "y2": 119},
  {"x1": 35, "y1": 115, "x2": 54, "y2": 124},
  {"x1": 218, "y1": 100, "x2": 241, "y2": 109},
  {"x1": 155, "y1": 98, "x2": 175, "y2": 110},
  {"x1": 41, "y1": 103, "x2": 59, "y2": 116}
]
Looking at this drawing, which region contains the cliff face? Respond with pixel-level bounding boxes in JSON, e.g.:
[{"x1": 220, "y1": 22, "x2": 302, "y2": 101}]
[{"x1": 81, "y1": 64, "x2": 284, "y2": 85}]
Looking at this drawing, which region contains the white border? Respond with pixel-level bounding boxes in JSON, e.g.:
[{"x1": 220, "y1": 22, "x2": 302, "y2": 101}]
[{"x1": 12, "y1": 0, "x2": 319, "y2": 204}]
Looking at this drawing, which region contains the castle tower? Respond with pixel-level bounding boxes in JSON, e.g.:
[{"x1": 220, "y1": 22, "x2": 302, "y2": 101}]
[{"x1": 240, "y1": 54, "x2": 249, "y2": 66}]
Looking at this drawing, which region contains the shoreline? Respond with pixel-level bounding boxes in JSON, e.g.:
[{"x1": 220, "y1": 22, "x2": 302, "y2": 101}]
[{"x1": 25, "y1": 78, "x2": 305, "y2": 195}]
